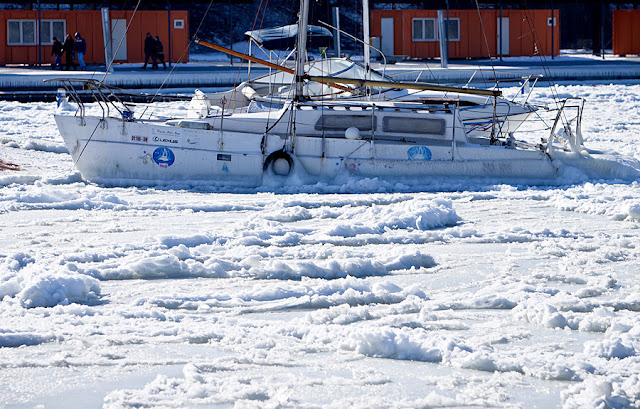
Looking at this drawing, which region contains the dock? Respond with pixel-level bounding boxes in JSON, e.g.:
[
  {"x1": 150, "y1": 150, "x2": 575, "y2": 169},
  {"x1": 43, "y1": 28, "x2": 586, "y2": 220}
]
[{"x1": 2, "y1": 53, "x2": 640, "y2": 102}]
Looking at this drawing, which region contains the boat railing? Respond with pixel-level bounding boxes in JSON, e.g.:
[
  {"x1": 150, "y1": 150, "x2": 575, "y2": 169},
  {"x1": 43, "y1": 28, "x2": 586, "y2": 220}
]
[
  {"x1": 547, "y1": 97, "x2": 585, "y2": 154},
  {"x1": 44, "y1": 78, "x2": 134, "y2": 122}
]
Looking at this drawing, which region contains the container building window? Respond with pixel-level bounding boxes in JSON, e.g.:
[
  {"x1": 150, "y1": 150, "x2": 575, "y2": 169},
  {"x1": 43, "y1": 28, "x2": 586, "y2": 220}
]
[
  {"x1": 412, "y1": 18, "x2": 436, "y2": 41},
  {"x1": 445, "y1": 18, "x2": 460, "y2": 41},
  {"x1": 7, "y1": 20, "x2": 64, "y2": 45},
  {"x1": 412, "y1": 17, "x2": 460, "y2": 42},
  {"x1": 39, "y1": 20, "x2": 66, "y2": 44},
  {"x1": 8, "y1": 20, "x2": 36, "y2": 45}
]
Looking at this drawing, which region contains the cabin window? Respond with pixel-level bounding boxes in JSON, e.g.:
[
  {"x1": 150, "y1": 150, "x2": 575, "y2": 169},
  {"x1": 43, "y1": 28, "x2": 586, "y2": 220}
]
[
  {"x1": 382, "y1": 116, "x2": 446, "y2": 136},
  {"x1": 8, "y1": 20, "x2": 36, "y2": 45},
  {"x1": 412, "y1": 17, "x2": 460, "y2": 42},
  {"x1": 174, "y1": 19, "x2": 184, "y2": 29},
  {"x1": 412, "y1": 18, "x2": 436, "y2": 41},
  {"x1": 39, "y1": 20, "x2": 66, "y2": 45},
  {"x1": 314, "y1": 114, "x2": 376, "y2": 132}
]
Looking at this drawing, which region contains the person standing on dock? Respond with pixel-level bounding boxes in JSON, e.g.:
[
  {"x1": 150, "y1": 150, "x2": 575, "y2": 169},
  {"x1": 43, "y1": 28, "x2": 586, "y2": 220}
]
[
  {"x1": 74, "y1": 32, "x2": 87, "y2": 71},
  {"x1": 142, "y1": 33, "x2": 156, "y2": 69},
  {"x1": 51, "y1": 37, "x2": 63, "y2": 70},
  {"x1": 63, "y1": 34, "x2": 77, "y2": 70},
  {"x1": 153, "y1": 36, "x2": 167, "y2": 69}
]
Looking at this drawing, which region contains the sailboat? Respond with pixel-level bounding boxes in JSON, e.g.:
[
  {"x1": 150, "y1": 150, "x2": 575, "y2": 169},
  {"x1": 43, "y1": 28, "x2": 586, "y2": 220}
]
[
  {"x1": 188, "y1": 53, "x2": 538, "y2": 141},
  {"x1": 51, "y1": 0, "x2": 586, "y2": 185},
  {"x1": 191, "y1": 22, "x2": 538, "y2": 141}
]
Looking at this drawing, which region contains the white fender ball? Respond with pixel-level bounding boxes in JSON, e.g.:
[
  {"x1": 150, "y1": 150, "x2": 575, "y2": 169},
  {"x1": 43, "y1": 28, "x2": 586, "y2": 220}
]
[
  {"x1": 345, "y1": 127, "x2": 361, "y2": 140},
  {"x1": 272, "y1": 157, "x2": 291, "y2": 176}
]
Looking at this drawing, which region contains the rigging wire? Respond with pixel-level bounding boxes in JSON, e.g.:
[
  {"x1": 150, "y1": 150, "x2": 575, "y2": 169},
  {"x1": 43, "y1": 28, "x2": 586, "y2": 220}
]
[
  {"x1": 520, "y1": 3, "x2": 572, "y2": 133},
  {"x1": 473, "y1": 0, "x2": 500, "y2": 91},
  {"x1": 72, "y1": 0, "x2": 141, "y2": 169},
  {"x1": 138, "y1": 0, "x2": 219, "y2": 119},
  {"x1": 397, "y1": 11, "x2": 439, "y2": 85},
  {"x1": 392, "y1": 6, "x2": 502, "y2": 105},
  {"x1": 521, "y1": 9, "x2": 560, "y2": 103},
  {"x1": 256, "y1": 0, "x2": 296, "y2": 136},
  {"x1": 229, "y1": 0, "x2": 268, "y2": 105},
  {"x1": 400, "y1": 10, "x2": 448, "y2": 85},
  {"x1": 100, "y1": 0, "x2": 143, "y2": 83},
  {"x1": 138, "y1": 42, "x2": 193, "y2": 119},
  {"x1": 87, "y1": 0, "x2": 139, "y2": 82}
]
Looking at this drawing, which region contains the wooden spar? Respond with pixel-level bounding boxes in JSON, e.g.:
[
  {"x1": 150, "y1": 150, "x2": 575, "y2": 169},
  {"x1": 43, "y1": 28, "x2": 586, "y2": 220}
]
[
  {"x1": 306, "y1": 75, "x2": 502, "y2": 97},
  {"x1": 194, "y1": 38, "x2": 353, "y2": 93},
  {"x1": 194, "y1": 39, "x2": 500, "y2": 97},
  {"x1": 195, "y1": 39, "x2": 295, "y2": 73}
]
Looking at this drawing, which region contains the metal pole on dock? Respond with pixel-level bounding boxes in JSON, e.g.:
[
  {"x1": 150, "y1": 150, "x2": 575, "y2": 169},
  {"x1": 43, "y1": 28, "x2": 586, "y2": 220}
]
[
  {"x1": 37, "y1": 0, "x2": 41, "y2": 66},
  {"x1": 499, "y1": 0, "x2": 503, "y2": 61},
  {"x1": 101, "y1": 8, "x2": 114, "y2": 73},
  {"x1": 446, "y1": 0, "x2": 450, "y2": 62},
  {"x1": 437, "y1": 10, "x2": 448, "y2": 68},
  {"x1": 168, "y1": 0, "x2": 172, "y2": 66},
  {"x1": 601, "y1": 0, "x2": 606, "y2": 59},
  {"x1": 551, "y1": 0, "x2": 554, "y2": 59},
  {"x1": 228, "y1": 0, "x2": 233, "y2": 65}
]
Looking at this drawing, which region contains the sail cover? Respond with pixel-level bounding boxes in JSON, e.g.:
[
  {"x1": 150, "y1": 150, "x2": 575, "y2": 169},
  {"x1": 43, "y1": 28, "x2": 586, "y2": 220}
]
[{"x1": 244, "y1": 24, "x2": 333, "y2": 50}]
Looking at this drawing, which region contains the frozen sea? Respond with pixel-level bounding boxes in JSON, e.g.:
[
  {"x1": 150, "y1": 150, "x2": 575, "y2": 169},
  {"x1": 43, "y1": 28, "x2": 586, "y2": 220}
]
[{"x1": 1, "y1": 81, "x2": 640, "y2": 409}]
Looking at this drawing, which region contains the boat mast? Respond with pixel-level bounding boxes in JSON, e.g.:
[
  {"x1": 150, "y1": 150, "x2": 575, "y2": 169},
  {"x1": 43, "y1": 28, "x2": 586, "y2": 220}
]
[
  {"x1": 295, "y1": 0, "x2": 310, "y2": 100},
  {"x1": 362, "y1": 0, "x2": 371, "y2": 99}
]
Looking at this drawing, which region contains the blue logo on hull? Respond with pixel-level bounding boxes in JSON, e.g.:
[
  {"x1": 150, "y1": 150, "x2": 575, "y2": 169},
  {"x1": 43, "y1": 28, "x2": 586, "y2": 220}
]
[
  {"x1": 153, "y1": 147, "x2": 175, "y2": 167},
  {"x1": 408, "y1": 146, "x2": 432, "y2": 161}
]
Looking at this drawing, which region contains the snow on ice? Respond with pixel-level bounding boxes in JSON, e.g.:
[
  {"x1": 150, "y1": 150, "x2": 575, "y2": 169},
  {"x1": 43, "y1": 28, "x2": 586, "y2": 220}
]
[{"x1": 1, "y1": 82, "x2": 640, "y2": 408}]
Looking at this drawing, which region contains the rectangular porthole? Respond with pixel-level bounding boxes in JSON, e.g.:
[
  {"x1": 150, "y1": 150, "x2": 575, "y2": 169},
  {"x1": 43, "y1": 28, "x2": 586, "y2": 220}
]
[
  {"x1": 382, "y1": 116, "x2": 446, "y2": 136},
  {"x1": 314, "y1": 115, "x2": 376, "y2": 132}
]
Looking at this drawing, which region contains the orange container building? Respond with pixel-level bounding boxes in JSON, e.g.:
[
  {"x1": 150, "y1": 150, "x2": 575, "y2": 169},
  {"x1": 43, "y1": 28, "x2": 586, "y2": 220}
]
[
  {"x1": 0, "y1": 9, "x2": 189, "y2": 65},
  {"x1": 371, "y1": 9, "x2": 559, "y2": 59},
  {"x1": 613, "y1": 10, "x2": 640, "y2": 56}
]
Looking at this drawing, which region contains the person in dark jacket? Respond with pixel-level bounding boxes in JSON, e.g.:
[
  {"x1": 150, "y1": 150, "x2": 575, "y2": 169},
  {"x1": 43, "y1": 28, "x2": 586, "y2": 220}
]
[
  {"x1": 74, "y1": 32, "x2": 87, "y2": 70},
  {"x1": 51, "y1": 37, "x2": 63, "y2": 70},
  {"x1": 63, "y1": 34, "x2": 77, "y2": 70},
  {"x1": 153, "y1": 36, "x2": 167, "y2": 69},
  {"x1": 142, "y1": 32, "x2": 156, "y2": 69}
]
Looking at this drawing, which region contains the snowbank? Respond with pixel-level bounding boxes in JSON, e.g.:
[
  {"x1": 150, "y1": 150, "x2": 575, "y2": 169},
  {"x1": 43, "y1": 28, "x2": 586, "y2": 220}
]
[{"x1": 0, "y1": 265, "x2": 101, "y2": 308}]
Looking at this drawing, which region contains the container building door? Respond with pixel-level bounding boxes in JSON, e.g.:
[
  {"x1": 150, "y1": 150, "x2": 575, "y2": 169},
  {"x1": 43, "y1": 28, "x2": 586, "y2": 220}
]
[
  {"x1": 497, "y1": 17, "x2": 509, "y2": 56},
  {"x1": 111, "y1": 19, "x2": 127, "y2": 61},
  {"x1": 381, "y1": 18, "x2": 394, "y2": 56}
]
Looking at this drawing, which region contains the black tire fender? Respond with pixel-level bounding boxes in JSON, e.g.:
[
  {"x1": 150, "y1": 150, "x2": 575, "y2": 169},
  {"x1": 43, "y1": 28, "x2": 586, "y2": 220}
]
[{"x1": 263, "y1": 150, "x2": 293, "y2": 176}]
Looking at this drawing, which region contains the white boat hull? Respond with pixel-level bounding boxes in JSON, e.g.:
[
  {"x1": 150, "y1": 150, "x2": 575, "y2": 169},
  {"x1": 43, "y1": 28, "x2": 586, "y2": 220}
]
[
  {"x1": 56, "y1": 116, "x2": 265, "y2": 183},
  {"x1": 55, "y1": 114, "x2": 556, "y2": 185}
]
